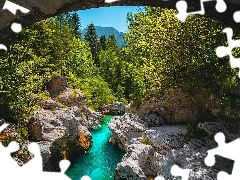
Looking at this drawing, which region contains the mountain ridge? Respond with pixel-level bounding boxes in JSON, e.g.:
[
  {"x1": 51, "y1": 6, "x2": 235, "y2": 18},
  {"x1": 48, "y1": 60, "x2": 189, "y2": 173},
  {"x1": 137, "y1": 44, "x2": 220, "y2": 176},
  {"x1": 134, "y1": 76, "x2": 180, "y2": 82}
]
[{"x1": 82, "y1": 26, "x2": 126, "y2": 47}]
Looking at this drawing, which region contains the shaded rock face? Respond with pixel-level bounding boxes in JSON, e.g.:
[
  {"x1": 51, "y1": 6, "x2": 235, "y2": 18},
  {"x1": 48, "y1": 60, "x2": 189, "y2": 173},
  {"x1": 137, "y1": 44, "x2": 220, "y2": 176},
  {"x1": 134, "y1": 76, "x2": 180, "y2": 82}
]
[
  {"x1": 101, "y1": 101, "x2": 126, "y2": 115},
  {"x1": 47, "y1": 76, "x2": 68, "y2": 99},
  {"x1": 49, "y1": 130, "x2": 92, "y2": 171},
  {"x1": 81, "y1": 107, "x2": 104, "y2": 128},
  {"x1": 135, "y1": 89, "x2": 202, "y2": 124},
  {"x1": 108, "y1": 113, "x2": 148, "y2": 152}
]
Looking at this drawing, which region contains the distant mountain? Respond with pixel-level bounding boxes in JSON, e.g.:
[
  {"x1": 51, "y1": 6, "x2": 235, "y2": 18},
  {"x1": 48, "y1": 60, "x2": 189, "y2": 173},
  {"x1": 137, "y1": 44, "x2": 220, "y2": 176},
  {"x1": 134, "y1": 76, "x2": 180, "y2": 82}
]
[{"x1": 82, "y1": 26, "x2": 126, "y2": 47}]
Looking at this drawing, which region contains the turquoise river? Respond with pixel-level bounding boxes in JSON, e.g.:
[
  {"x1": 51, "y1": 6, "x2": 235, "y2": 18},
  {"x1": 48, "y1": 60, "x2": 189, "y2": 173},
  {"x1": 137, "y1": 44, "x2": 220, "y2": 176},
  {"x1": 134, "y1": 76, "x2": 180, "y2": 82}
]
[{"x1": 66, "y1": 115, "x2": 124, "y2": 180}]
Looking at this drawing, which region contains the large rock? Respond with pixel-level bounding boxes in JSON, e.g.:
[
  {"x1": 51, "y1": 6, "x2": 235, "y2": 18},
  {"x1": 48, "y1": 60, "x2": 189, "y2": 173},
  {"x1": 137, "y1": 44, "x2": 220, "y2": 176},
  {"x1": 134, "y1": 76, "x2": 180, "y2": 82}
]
[
  {"x1": 115, "y1": 137, "x2": 233, "y2": 180},
  {"x1": 37, "y1": 141, "x2": 52, "y2": 170},
  {"x1": 56, "y1": 88, "x2": 86, "y2": 108},
  {"x1": 101, "y1": 101, "x2": 126, "y2": 115},
  {"x1": 47, "y1": 76, "x2": 68, "y2": 99},
  {"x1": 135, "y1": 89, "x2": 203, "y2": 124},
  {"x1": 144, "y1": 112, "x2": 165, "y2": 127},
  {"x1": 115, "y1": 144, "x2": 159, "y2": 180},
  {"x1": 155, "y1": 138, "x2": 233, "y2": 180},
  {"x1": 42, "y1": 99, "x2": 64, "y2": 110},
  {"x1": 82, "y1": 107, "x2": 104, "y2": 127},
  {"x1": 108, "y1": 113, "x2": 148, "y2": 152},
  {"x1": 29, "y1": 108, "x2": 77, "y2": 142},
  {"x1": 48, "y1": 125, "x2": 92, "y2": 171},
  {"x1": 28, "y1": 107, "x2": 93, "y2": 171},
  {"x1": 144, "y1": 126, "x2": 187, "y2": 154}
]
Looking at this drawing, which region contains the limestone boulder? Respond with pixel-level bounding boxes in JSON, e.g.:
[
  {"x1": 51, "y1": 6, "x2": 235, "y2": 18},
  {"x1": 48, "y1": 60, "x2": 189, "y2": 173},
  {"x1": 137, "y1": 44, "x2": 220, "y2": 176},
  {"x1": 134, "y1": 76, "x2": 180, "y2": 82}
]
[
  {"x1": 81, "y1": 107, "x2": 104, "y2": 128},
  {"x1": 144, "y1": 125, "x2": 187, "y2": 154},
  {"x1": 135, "y1": 89, "x2": 203, "y2": 124},
  {"x1": 56, "y1": 88, "x2": 86, "y2": 108},
  {"x1": 101, "y1": 101, "x2": 126, "y2": 115},
  {"x1": 48, "y1": 124, "x2": 92, "y2": 171},
  {"x1": 115, "y1": 144, "x2": 159, "y2": 180},
  {"x1": 155, "y1": 138, "x2": 233, "y2": 180},
  {"x1": 144, "y1": 113, "x2": 165, "y2": 127},
  {"x1": 29, "y1": 109, "x2": 77, "y2": 142},
  {"x1": 37, "y1": 141, "x2": 52, "y2": 170},
  {"x1": 108, "y1": 113, "x2": 148, "y2": 152},
  {"x1": 42, "y1": 99, "x2": 64, "y2": 110}
]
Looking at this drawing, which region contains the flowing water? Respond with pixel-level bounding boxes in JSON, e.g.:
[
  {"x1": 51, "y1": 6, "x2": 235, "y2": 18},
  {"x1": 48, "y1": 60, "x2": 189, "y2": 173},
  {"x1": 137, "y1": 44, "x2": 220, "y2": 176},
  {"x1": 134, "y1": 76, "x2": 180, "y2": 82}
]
[{"x1": 66, "y1": 115, "x2": 124, "y2": 180}]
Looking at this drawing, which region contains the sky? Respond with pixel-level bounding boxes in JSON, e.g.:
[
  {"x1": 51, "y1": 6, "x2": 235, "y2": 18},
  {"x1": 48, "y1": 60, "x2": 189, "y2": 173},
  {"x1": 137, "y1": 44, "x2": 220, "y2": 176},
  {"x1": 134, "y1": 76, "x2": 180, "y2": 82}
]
[{"x1": 77, "y1": 6, "x2": 144, "y2": 33}]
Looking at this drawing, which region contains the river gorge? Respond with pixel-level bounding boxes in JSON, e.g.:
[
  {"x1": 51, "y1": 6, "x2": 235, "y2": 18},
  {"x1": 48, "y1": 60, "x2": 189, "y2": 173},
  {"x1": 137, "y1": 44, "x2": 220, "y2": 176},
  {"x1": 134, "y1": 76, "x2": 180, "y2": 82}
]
[{"x1": 66, "y1": 115, "x2": 124, "y2": 180}]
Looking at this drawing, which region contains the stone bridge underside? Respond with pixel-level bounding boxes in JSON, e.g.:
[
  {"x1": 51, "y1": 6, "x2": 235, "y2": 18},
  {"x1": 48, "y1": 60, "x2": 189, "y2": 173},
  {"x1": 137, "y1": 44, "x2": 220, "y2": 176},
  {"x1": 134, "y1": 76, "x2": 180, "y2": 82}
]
[{"x1": 0, "y1": 0, "x2": 240, "y2": 40}]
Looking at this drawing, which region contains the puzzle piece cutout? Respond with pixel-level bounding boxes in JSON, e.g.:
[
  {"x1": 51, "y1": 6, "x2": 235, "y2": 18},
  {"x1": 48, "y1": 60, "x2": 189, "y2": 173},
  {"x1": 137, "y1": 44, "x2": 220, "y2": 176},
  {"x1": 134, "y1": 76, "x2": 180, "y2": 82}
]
[
  {"x1": 216, "y1": 27, "x2": 240, "y2": 77},
  {"x1": 0, "y1": 0, "x2": 30, "y2": 51},
  {"x1": 104, "y1": 0, "x2": 120, "y2": 3},
  {"x1": 176, "y1": 0, "x2": 227, "y2": 22},
  {"x1": 3, "y1": 0, "x2": 30, "y2": 15},
  {"x1": 205, "y1": 132, "x2": 240, "y2": 180},
  {"x1": 171, "y1": 165, "x2": 190, "y2": 180},
  {"x1": 233, "y1": 11, "x2": 240, "y2": 23},
  {"x1": 154, "y1": 164, "x2": 190, "y2": 180},
  {"x1": 80, "y1": 175, "x2": 92, "y2": 180}
]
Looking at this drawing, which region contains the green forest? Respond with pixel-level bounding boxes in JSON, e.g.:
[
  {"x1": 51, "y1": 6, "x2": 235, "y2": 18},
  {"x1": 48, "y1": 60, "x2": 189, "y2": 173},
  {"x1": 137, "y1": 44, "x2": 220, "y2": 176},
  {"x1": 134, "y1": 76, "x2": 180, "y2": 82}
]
[{"x1": 0, "y1": 6, "x2": 240, "y2": 128}]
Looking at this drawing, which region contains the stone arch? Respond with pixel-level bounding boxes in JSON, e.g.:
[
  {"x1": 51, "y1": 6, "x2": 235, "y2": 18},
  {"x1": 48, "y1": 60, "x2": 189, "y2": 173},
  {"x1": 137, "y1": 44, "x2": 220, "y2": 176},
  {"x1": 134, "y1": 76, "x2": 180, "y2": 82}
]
[{"x1": 0, "y1": 0, "x2": 240, "y2": 40}]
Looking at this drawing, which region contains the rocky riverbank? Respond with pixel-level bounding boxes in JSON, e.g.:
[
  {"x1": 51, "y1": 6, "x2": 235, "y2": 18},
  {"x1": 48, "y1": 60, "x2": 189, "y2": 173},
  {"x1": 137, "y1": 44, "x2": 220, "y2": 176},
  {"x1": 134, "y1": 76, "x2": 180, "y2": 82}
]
[
  {"x1": 108, "y1": 113, "x2": 234, "y2": 180},
  {"x1": 0, "y1": 76, "x2": 105, "y2": 171}
]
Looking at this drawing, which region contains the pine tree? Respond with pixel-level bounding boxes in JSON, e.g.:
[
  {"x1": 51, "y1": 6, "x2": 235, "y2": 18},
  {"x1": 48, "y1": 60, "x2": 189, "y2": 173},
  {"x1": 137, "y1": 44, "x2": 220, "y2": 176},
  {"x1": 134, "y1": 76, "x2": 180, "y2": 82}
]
[
  {"x1": 100, "y1": 35, "x2": 107, "y2": 51},
  {"x1": 84, "y1": 23, "x2": 100, "y2": 66},
  {"x1": 107, "y1": 34, "x2": 118, "y2": 50},
  {"x1": 69, "y1": 11, "x2": 82, "y2": 38}
]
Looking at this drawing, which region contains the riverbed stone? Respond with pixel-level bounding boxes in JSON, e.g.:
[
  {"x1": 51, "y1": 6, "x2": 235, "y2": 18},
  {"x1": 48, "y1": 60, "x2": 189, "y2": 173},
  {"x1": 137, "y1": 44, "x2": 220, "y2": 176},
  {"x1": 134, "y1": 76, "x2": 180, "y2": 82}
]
[
  {"x1": 42, "y1": 99, "x2": 64, "y2": 110},
  {"x1": 101, "y1": 101, "x2": 126, "y2": 115},
  {"x1": 56, "y1": 88, "x2": 86, "y2": 108},
  {"x1": 108, "y1": 113, "x2": 148, "y2": 152},
  {"x1": 115, "y1": 144, "x2": 159, "y2": 180},
  {"x1": 144, "y1": 112, "x2": 165, "y2": 127},
  {"x1": 155, "y1": 138, "x2": 233, "y2": 180},
  {"x1": 81, "y1": 107, "x2": 104, "y2": 128},
  {"x1": 144, "y1": 125, "x2": 187, "y2": 154}
]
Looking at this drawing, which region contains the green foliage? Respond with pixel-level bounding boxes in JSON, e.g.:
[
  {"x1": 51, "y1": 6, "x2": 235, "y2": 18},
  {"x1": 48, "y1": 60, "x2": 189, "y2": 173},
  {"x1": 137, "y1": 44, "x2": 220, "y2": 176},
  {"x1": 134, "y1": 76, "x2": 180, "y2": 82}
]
[
  {"x1": 99, "y1": 35, "x2": 107, "y2": 51},
  {"x1": 0, "y1": 15, "x2": 95, "y2": 123},
  {"x1": 16, "y1": 126, "x2": 28, "y2": 139},
  {"x1": 68, "y1": 76, "x2": 116, "y2": 110},
  {"x1": 84, "y1": 23, "x2": 100, "y2": 66},
  {"x1": 141, "y1": 136, "x2": 152, "y2": 145},
  {"x1": 124, "y1": 6, "x2": 236, "y2": 106}
]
